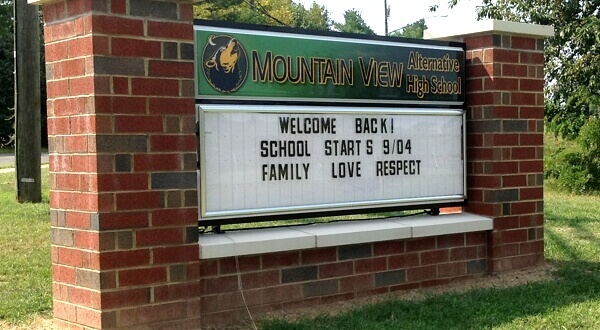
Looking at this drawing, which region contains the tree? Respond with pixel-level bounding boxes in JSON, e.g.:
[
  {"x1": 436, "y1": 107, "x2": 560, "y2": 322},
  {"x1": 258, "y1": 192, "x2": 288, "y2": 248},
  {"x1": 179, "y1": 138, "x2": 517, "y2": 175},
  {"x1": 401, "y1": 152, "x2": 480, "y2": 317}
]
[
  {"x1": 0, "y1": 1, "x2": 14, "y2": 147},
  {"x1": 389, "y1": 18, "x2": 426, "y2": 39},
  {"x1": 194, "y1": 0, "x2": 331, "y2": 30},
  {"x1": 333, "y1": 9, "x2": 375, "y2": 35},
  {"x1": 469, "y1": 0, "x2": 600, "y2": 140},
  {"x1": 291, "y1": 1, "x2": 331, "y2": 31},
  {"x1": 0, "y1": 1, "x2": 46, "y2": 149}
]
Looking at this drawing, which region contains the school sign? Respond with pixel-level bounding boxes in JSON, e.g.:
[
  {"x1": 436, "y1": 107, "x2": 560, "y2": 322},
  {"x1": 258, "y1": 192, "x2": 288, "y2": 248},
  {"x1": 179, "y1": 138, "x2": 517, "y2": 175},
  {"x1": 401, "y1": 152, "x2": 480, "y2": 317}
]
[{"x1": 194, "y1": 20, "x2": 467, "y2": 224}]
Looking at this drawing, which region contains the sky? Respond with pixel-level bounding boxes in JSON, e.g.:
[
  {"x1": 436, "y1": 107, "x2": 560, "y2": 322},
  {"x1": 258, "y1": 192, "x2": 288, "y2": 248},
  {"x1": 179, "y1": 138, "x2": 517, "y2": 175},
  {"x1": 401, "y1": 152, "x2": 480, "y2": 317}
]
[{"x1": 297, "y1": 0, "x2": 483, "y2": 36}]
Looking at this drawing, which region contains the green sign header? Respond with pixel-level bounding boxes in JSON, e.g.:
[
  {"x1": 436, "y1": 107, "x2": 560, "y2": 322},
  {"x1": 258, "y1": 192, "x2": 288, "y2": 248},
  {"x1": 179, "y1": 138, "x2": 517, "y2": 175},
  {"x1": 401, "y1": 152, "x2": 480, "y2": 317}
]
[{"x1": 194, "y1": 21, "x2": 465, "y2": 106}]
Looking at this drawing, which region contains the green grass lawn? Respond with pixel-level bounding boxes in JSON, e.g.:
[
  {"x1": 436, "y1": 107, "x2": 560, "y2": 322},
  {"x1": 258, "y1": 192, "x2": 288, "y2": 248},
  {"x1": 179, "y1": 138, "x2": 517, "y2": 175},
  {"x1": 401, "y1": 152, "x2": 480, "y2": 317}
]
[
  {"x1": 0, "y1": 169, "x2": 51, "y2": 324},
  {"x1": 1, "y1": 151, "x2": 600, "y2": 329}
]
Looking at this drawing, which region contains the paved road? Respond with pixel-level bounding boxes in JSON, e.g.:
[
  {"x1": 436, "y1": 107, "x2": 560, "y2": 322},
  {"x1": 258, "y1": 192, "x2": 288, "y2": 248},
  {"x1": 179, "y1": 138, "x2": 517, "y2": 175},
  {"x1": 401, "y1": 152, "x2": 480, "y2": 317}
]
[{"x1": 0, "y1": 152, "x2": 49, "y2": 167}]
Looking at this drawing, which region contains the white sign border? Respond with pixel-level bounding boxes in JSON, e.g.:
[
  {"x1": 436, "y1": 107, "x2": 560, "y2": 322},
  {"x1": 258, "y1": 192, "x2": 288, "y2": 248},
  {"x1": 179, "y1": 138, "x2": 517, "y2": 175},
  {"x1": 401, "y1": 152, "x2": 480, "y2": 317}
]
[{"x1": 197, "y1": 105, "x2": 467, "y2": 222}]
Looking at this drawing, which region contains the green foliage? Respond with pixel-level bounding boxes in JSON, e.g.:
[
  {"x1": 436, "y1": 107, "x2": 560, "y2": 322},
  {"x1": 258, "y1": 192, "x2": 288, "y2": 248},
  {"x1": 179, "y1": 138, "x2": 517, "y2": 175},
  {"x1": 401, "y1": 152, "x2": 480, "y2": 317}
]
[
  {"x1": 0, "y1": 2, "x2": 14, "y2": 147},
  {"x1": 0, "y1": 2, "x2": 47, "y2": 148},
  {"x1": 194, "y1": 0, "x2": 331, "y2": 30},
  {"x1": 546, "y1": 118, "x2": 600, "y2": 193},
  {"x1": 389, "y1": 19, "x2": 426, "y2": 39},
  {"x1": 290, "y1": 2, "x2": 331, "y2": 30},
  {"x1": 333, "y1": 9, "x2": 375, "y2": 35}
]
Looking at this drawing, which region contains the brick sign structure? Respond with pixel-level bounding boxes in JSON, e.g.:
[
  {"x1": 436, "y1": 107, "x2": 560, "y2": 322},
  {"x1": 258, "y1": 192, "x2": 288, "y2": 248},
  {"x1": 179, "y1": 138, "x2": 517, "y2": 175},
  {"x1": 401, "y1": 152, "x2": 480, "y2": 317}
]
[
  {"x1": 194, "y1": 21, "x2": 468, "y2": 224},
  {"x1": 29, "y1": 0, "x2": 552, "y2": 328}
]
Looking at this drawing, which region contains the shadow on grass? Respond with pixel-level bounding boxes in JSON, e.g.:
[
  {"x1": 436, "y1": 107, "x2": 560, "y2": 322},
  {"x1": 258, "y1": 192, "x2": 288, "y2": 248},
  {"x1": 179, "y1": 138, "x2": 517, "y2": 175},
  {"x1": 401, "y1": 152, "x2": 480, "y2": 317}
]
[{"x1": 261, "y1": 260, "x2": 600, "y2": 330}]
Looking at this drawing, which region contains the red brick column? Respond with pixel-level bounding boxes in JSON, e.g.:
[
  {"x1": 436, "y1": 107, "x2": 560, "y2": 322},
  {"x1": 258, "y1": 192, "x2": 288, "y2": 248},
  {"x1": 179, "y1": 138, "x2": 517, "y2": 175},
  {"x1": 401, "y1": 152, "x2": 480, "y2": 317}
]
[
  {"x1": 464, "y1": 34, "x2": 545, "y2": 272},
  {"x1": 40, "y1": 0, "x2": 199, "y2": 328}
]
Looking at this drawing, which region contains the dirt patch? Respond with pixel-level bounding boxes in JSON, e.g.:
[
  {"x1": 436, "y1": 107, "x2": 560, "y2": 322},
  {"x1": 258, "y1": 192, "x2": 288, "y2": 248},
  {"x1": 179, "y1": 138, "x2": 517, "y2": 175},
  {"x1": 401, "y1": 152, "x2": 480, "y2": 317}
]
[
  {"x1": 0, "y1": 315, "x2": 57, "y2": 330},
  {"x1": 4, "y1": 264, "x2": 556, "y2": 330}
]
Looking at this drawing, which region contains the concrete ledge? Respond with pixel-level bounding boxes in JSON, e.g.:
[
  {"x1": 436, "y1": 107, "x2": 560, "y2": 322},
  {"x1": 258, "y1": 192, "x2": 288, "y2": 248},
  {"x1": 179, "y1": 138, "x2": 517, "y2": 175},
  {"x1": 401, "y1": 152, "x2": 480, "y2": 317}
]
[
  {"x1": 424, "y1": 19, "x2": 554, "y2": 41},
  {"x1": 199, "y1": 213, "x2": 492, "y2": 259}
]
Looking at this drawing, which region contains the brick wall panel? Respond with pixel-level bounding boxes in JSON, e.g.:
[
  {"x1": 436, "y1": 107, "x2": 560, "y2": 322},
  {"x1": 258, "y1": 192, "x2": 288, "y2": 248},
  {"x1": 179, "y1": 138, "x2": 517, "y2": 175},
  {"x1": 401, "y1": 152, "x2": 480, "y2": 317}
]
[
  {"x1": 92, "y1": 15, "x2": 145, "y2": 36},
  {"x1": 510, "y1": 201, "x2": 537, "y2": 215},
  {"x1": 74, "y1": 231, "x2": 100, "y2": 250},
  {"x1": 136, "y1": 228, "x2": 184, "y2": 247},
  {"x1": 117, "y1": 302, "x2": 188, "y2": 328},
  {"x1": 262, "y1": 252, "x2": 300, "y2": 269},
  {"x1": 148, "y1": 98, "x2": 195, "y2": 115},
  {"x1": 47, "y1": 80, "x2": 69, "y2": 99},
  {"x1": 437, "y1": 262, "x2": 466, "y2": 278},
  {"x1": 406, "y1": 265, "x2": 437, "y2": 282},
  {"x1": 115, "y1": 115, "x2": 164, "y2": 133},
  {"x1": 112, "y1": 77, "x2": 129, "y2": 95},
  {"x1": 152, "y1": 209, "x2": 198, "y2": 227},
  {"x1": 319, "y1": 261, "x2": 354, "y2": 279},
  {"x1": 49, "y1": 17, "x2": 86, "y2": 42},
  {"x1": 153, "y1": 245, "x2": 199, "y2": 264},
  {"x1": 520, "y1": 79, "x2": 544, "y2": 91},
  {"x1": 520, "y1": 52, "x2": 544, "y2": 64},
  {"x1": 46, "y1": 41, "x2": 68, "y2": 62},
  {"x1": 467, "y1": 92, "x2": 495, "y2": 106},
  {"x1": 467, "y1": 175, "x2": 501, "y2": 188},
  {"x1": 94, "y1": 96, "x2": 148, "y2": 114},
  {"x1": 406, "y1": 237, "x2": 435, "y2": 252},
  {"x1": 68, "y1": 36, "x2": 94, "y2": 58},
  {"x1": 44, "y1": 2, "x2": 68, "y2": 23},
  {"x1": 483, "y1": 77, "x2": 519, "y2": 90},
  {"x1": 491, "y1": 244, "x2": 519, "y2": 258},
  {"x1": 198, "y1": 260, "x2": 218, "y2": 277},
  {"x1": 420, "y1": 250, "x2": 449, "y2": 265},
  {"x1": 519, "y1": 160, "x2": 543, "y2": 173},
  {"x1": 115, "y1": 191, "x2": 161, "y2": 210},
  {"x1": 53, "y1": 264, "x2": 76, "y2": 284},
  {"x1": 67, "y1": 286, "x2": 101, "y2": 309},
  {"x1": 150, "y1": 135, "x2": 196, "y2": 152},
  {"x1": 355, "y1": 257, "x2": 387, "y2": 273},
  {"x1": 511, "y1": 36, "x2": 536, "y2": 50},
  {"x1": 502, "y1": 174, "x2": 527, "y2": 187},
  {"x1": 467, "y1": 78, "x2": 483, "y2": 91},
  {"x1": 520, "y1": 187, "x2": 543, "y2": 200},
  {"x1": 339, "y1": 274, "x2": 373, "y2": 293},
  {"x1": 493, "y1": 216, "x2": 519, "y2": 230},
  {"x1": 219, "y1": 256, "x2": 261, "y2": 274},
  {"x1": 147, "y1": 21, "x2": 194, "y2": 40},
  {"x1": 53, "y1": 301, "x2": 77, "y2": 323},
  {"x1": 502, "y1": 63, "x2": 528, "y2": 77},
  {"x1": 70, "y1": 115, "x2": 95, "y2": 134},
  {"x1": 111, "y1": 38, "x2": 162, "y2": 58},
  {"x1": 240, "y1": 270, "x2": 280, "y2": 289},
  {"x1": 373, "y1": 241, "x2": 405, "y2": 256},
  {"x1": 464, "y1": 35, "x2": 494, "y2": 49},
  {"x1": 388, "y1": 252, "x2": 419, "y2": 269},
  {"x1": 466, "y1": 63, "x2": 495, "y2": 78},
  {"x1": 100, "y1": 249, "x2": 150, "y2": 270},
  {"x1": 264, "y1": 283, "x2": 304, "y2": 303},
  {"x1": 149, "y1": 60, "x2": 195, "y2": 78},
  {"x1": 520, "y1": 134, "x2": 543, "y2": 146},
  {"x1": 449, "y1": 246, "x2": 479, "y2": 261},
  {"x1": 119, "y1": 267, "x2": 168, "y2": 287},
  {"x1": 436, "y1": 234, "x2": 465, "y2": 249}
]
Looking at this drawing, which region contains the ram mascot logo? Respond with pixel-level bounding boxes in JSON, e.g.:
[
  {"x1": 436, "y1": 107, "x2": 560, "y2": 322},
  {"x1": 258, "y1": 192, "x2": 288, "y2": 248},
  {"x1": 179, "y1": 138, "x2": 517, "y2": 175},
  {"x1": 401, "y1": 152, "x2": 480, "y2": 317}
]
[{"x1": 202, "y1": 35, "x2": 248, "y2": 93}]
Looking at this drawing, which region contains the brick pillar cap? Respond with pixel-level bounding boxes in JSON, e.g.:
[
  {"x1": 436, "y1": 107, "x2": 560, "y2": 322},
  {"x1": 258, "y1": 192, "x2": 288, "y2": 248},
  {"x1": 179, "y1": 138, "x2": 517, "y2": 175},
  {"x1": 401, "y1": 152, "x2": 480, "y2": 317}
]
[{"x1": 424, "y1": 19, "x2": 554, "y2": 41}]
